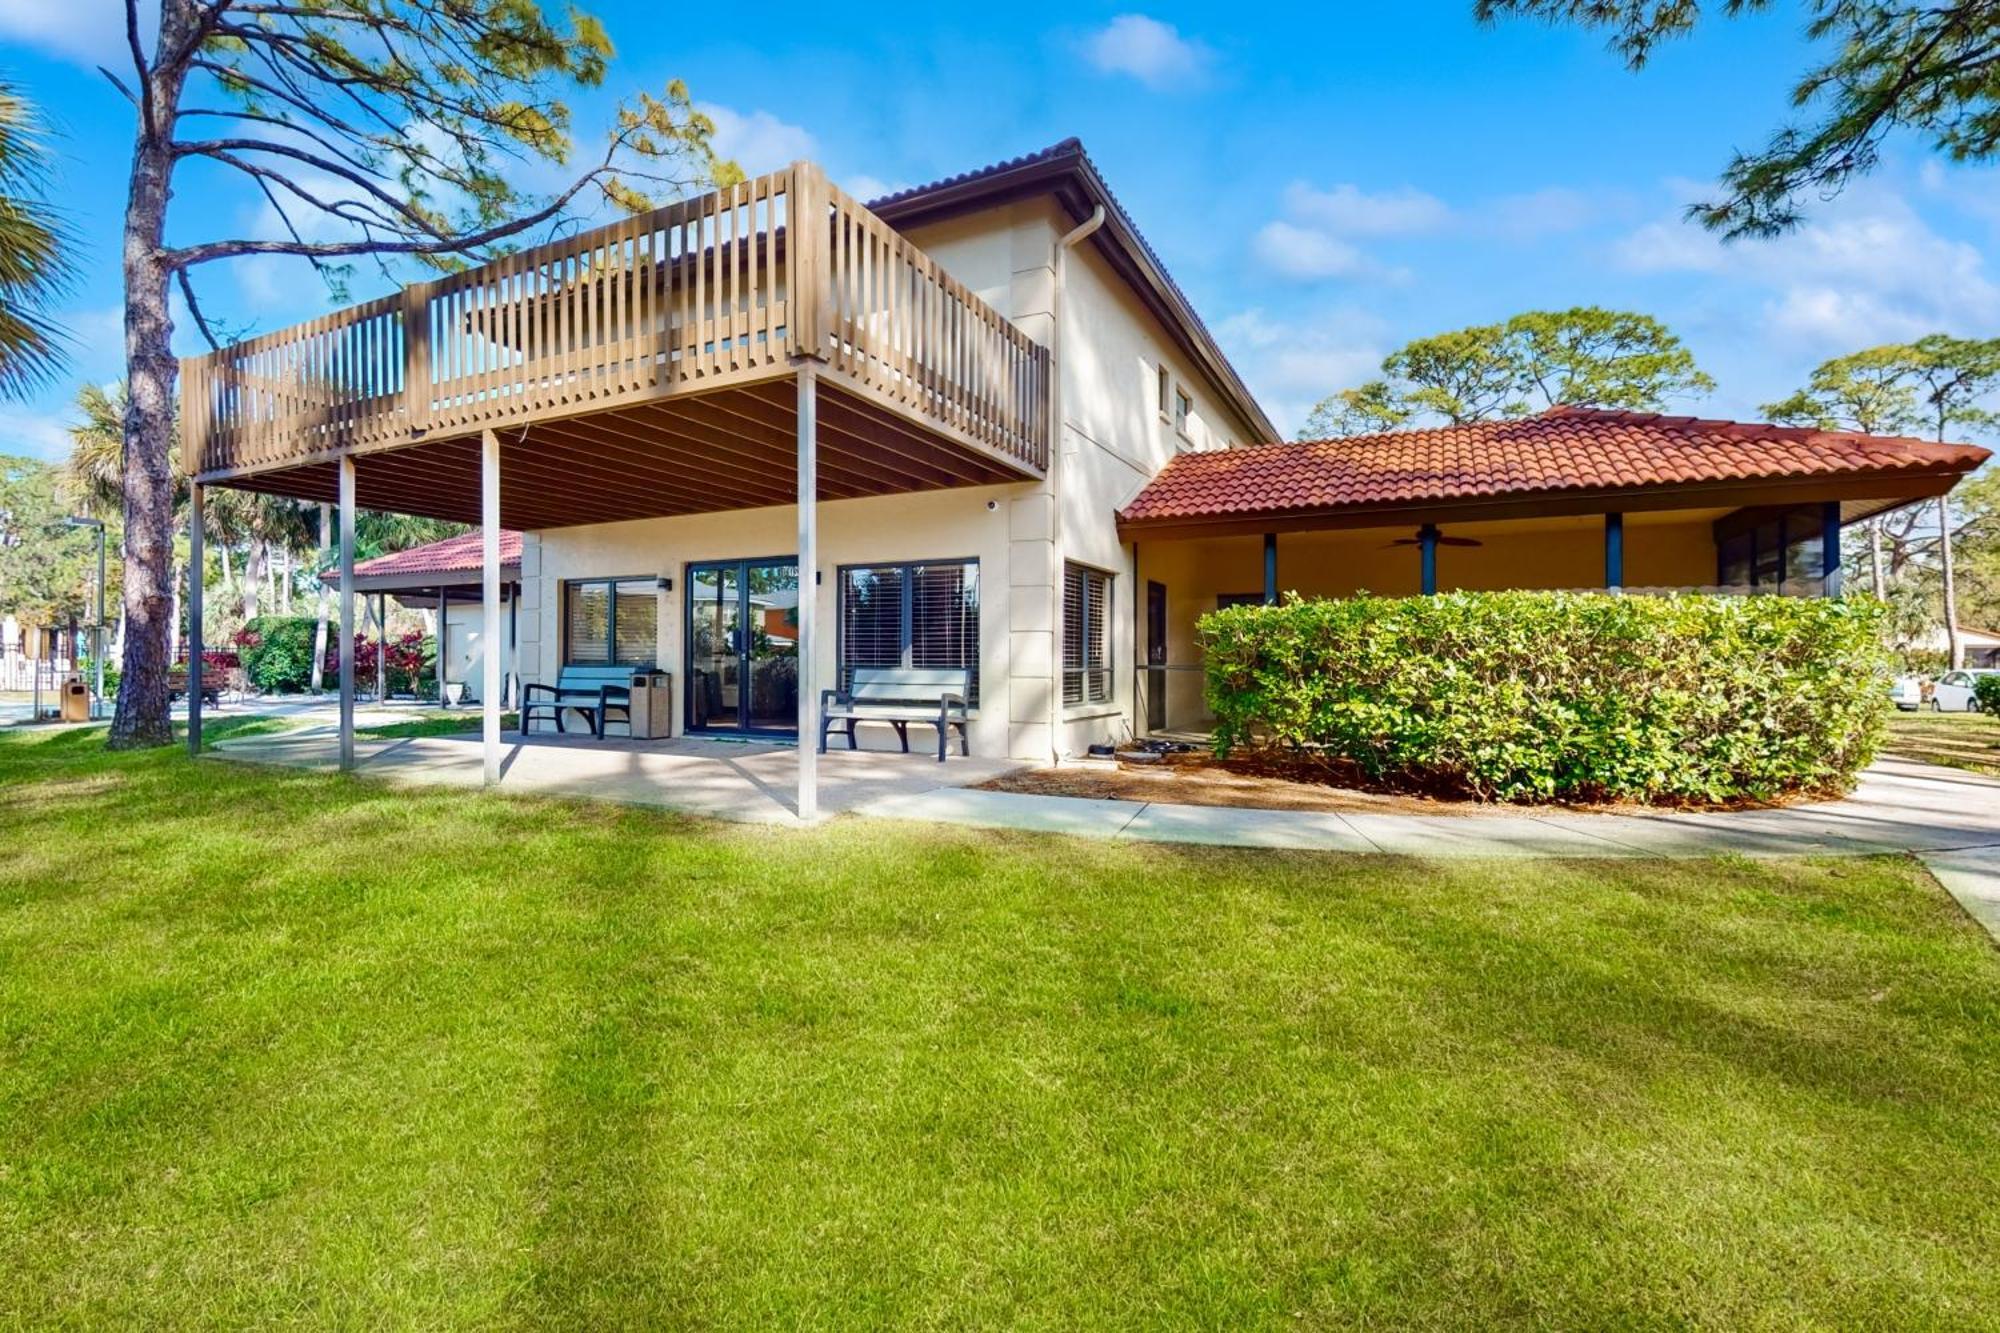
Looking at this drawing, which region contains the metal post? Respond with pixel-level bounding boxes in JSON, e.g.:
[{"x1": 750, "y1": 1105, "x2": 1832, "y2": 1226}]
[
  {"x1": 437, "y1": 586, "x2": 448, "y2": 707},
  {"x1": 187, "y1": 485, "x2": 204, "y2": 755},
  {"x1": 1822, "y1": 501, "x2": 1843, "y2": 597},
  {"x1": 1419, "y1": 524, "x2": 1439, "y2": 596},
  {"x1": 796, "y1": 364, "x2": 819, "y2": 822},
  {"x1": 92, "y1": 522, "x2": 106, "y2": 717},
  {"x1": 1604, "y1": 512, "x2": 1625, "y2": 590},
  {"x1": 338, "y1": 455, "x2": 356, "y2": 771},
  {"x1": 481, "y1": 429, "x2": 502, "y2": 786},
  {"x1": 1263, "y1": 532, "x2": 1277, "y2": 606}
]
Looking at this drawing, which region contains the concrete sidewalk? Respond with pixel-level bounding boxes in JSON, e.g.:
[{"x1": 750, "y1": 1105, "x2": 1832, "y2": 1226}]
[{"x1": 857, "y1": 757, "x2": 2000, "y2": 939}]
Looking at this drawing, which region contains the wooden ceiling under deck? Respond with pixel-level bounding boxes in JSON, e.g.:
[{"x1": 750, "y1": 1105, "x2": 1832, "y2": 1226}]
[{"x1": 217, "y1": 375, "x2": 1030, "y2": 530}]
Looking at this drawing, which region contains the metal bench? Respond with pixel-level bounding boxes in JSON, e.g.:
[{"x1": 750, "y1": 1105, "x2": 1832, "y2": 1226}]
[
  {"x1": 521, "y1": 665, "x2": 638, "y2": 738},
  {"x1": 819, "y1": 666, "x2": 970, "y2": 761}
]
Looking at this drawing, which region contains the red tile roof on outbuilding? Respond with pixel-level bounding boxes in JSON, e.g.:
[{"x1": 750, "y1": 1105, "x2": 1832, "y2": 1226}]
[
  {"x1": 323, "y1": 529, "x2": 522, "y2": 583},
  {"x1": 1117, "y1": 407, "x2": 1990, "y2": 529}
]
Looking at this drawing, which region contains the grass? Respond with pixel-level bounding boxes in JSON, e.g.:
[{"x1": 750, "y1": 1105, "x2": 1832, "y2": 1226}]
[
  {"x1": 1882, "y1": 709, "x2": 2000, "y2": 777},
  {"x1": 355, "y1": 710, "x2": 519, "y2": 739},
  {"x1": 2, "y1": 724, "x2": 1998, "y2": 1327}
]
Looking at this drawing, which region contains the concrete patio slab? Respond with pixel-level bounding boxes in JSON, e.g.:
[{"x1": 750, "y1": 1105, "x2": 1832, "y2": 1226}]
[
  {"x1": 856, "y1": 788, "x2": 1150, "y2": 838},
  {"x1": 209, "y1": 728, "x2": 1026, "y2": 823},
  {"x1": 1118, "y1": 801, "x2": 1375, "y2": 851},
  {"x1": 1922, "y1": 848, "x2": 2000, "y2": 937}
]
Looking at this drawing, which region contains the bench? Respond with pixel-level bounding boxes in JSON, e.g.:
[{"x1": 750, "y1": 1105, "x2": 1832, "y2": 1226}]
[
  {"x1": 819, "y1": 666, "x2": 970, "y2": 761},
  {"x1": 167, "y1": 666, "x2": 221, "y2": 708},
  {"x1": 521, "y1": 665, "x2": 638, "y2": 739}
]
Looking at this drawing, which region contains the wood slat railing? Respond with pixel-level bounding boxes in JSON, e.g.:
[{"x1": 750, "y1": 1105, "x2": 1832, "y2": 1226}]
[{"x1": 182, "y1": 164, "x2": 1050, "y2": 481}]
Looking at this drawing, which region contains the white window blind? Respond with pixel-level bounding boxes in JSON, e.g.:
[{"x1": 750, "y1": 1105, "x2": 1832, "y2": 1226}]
[
  {"x1": 839, "y1": 561, "x2": 980, "y2": 703},
  {"x1": 1063, "y1": 563, "x2": 1110, "y2": 706},
  {"x1": 565, "y1": 578, "x2": 657, "y2": 667}
]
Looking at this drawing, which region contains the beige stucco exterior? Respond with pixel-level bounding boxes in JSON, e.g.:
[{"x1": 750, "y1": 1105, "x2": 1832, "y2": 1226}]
[{"x1": 514, "y1": 193, "x2": 1741, "y2": 757}]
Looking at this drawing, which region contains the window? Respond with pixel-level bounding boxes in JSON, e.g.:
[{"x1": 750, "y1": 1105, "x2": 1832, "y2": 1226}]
[
  {"x1": 565, "y1": 578, "x2": 658, "y2": 666},
  {"x1": 1156, "y1": 364, "x2": 1171, "y2": 417},
  {"x1": 1715, "y1": 506, "x2": 1833, "y2": 595},
  {"x1": 1174, "y1": 388, "x2": 1193, "y2": 435},
  {"x1": 839, "y1": 560, "x2": 980, "y2": 704},
  {"x1": 1063, "y1": 563, "x2": 1112, "y2": 706}
]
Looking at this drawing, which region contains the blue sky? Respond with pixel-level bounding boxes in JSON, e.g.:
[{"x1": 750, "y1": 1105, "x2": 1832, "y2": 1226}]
[{"x1": 4, "y1": 1, "x2": 1998, "y2": 457}]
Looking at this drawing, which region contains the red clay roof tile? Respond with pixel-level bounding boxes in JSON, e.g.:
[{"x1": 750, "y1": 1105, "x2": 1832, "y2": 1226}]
[
  {"x1": 323, "y1": 529, "x2": 521, "y2": 582},
  {"x1": 1116, "y1": 407, "x2": 1991, "y2": 526}
]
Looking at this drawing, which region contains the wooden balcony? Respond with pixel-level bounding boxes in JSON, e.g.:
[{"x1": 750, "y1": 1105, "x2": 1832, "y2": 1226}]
[{"x1": 180, "y1": 164, "x2": 1050, "y2": 527}]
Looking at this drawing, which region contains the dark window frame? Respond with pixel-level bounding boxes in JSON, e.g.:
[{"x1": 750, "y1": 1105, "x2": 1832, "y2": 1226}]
[
  {"x1": 835, "y1": 557, "x2": 982, "y2": 706},
  {"x1": 563, "y1": 575, "x2": 659, "y2": 667}
]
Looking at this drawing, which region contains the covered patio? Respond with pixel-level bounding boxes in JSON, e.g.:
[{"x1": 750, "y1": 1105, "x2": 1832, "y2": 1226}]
[
  {"x1": 177, "y1": 162, "x2": 1051, "y2": 817},
  {"x1": 207, "y1": 726, "x2": 1027, "y2": 824}
]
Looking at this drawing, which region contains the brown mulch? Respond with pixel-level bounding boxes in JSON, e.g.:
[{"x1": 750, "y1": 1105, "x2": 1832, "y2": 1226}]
[{"x1": 974, "y1": 749, "x2": 1817, "y2": 816}]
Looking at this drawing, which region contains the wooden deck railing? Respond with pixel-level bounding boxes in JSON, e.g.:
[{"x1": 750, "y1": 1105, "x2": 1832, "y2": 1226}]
[{"x1": 181, "y1": 164, "x2": 1051, "y2": 481}]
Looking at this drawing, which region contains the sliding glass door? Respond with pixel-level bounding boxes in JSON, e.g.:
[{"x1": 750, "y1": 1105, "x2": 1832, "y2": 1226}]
[{"x1": 685, "y1": 558, "x2": 799, "y2": 736}]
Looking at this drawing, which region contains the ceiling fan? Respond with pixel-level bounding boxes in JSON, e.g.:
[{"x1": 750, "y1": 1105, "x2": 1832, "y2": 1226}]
[{"x1": 1382, "y1": 527, "x2": 1482, "y2": 550}]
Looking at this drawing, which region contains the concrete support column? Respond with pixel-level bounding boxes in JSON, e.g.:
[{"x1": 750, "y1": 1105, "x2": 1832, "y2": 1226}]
[
  {"x1": 337, "y1": 455, "x2": 356, "y2": 771},
  {"x1": 187, "y1": 483, "x2": 204, "y2": 755},
  {"x1": 796, "y1": 364, "x2": 819, "y2": 821},
  {"x1": 1263, "y1": 532, "x2": 1277, "y2": 606},
  {"x1": 1604, "y1": 512, "x2": 1625, "y2": 591},
  {"x1": 1008, "y1": 493, "x2": 1058, "y2": 761},
  {"x1": 437, "y1": 587, "x2": 448, "y2": 706},
  {"x1": 481, "y1": 429, "x2": 501, "y2": 786}
]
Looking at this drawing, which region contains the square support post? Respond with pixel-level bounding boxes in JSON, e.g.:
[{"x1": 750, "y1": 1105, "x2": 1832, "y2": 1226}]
[
  {"x1": 1604, "y1": 512, "x2": 1625, "y2": 590},
  {"x1": 187, "y1": 483, "x2": 204, "y2": 755},
  {"x1": 337, "y1": 455, "x2": 356, "y2": 771},
  {"x1": 1418, "y1": 524, "x2": 1440, "y2": 596},
  {"x1": 481, "y1": 429, "x2": 502, "y2": 786},
  {"x1": 796, "y1": 363, "x2": 820, "y2": 822},
  {"x1": 437, "y1": 587, "x2": 448, "y2": 706},
  {"x1": 1821, "y1": 501, "x2": 1843, "y2": 597},
  {"x1": 375, "y1": 592, "x2": 387, "y2": 703},
  {"x1": 1263, "y1": 532, "x2": 1277, "y2": 606}
]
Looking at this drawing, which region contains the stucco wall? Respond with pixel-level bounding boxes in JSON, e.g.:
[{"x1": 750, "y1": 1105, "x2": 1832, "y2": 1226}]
[{"x1": 524, "y1": 484, "x2": 1020, "y2": 752}]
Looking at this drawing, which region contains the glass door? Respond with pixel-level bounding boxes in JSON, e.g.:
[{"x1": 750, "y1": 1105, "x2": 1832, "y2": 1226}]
[{"x1": 685, "y1": 558, "x2": 799, "y2": 736}]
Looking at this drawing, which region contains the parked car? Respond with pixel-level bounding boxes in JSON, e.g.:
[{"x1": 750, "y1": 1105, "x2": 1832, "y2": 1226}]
[
  {"x1": 1888, "y1": 675, "x2": 1928, "y2": 711},
  {"x1": 1928, "y1": 669, "x2": 2000, "y2": 712}
]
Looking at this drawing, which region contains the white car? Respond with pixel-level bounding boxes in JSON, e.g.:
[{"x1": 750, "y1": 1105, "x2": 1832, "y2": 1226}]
[
  {"x1": 1889, "y1": 675, "x2": 1928, "y2": 710},
  {"x1": 1928, "y1": 669, "x2": 1999, "y2": 712}
]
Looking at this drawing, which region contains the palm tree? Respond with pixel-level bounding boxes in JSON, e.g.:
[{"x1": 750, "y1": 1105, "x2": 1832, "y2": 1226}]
[{"x1": 0, "y1": 80, "x2": 70, "y2": 398}]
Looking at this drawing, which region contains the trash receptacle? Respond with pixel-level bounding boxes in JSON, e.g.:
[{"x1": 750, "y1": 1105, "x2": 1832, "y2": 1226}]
[
  {"x1": 627, "y1": 671, "x2": 673, "y2": 738},
  {"x1": 60, "y1": 674, "x2": 90, "y2": 723}
]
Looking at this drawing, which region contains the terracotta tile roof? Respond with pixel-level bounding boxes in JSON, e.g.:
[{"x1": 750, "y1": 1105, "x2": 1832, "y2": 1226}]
[
  {"x1": 323, "y1": 529, "x2": 521, "y2": 582},
  {"x1": 1118, "y1": 407, "x2": 1991, "y2": 526}
]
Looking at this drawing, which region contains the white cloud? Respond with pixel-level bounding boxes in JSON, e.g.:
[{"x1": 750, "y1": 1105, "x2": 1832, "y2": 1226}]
[
  {"x1": 841, "y1": 174, "x2": 905, "y2": 203},
  {"x1": 1215, "y1": 306, "x2": 1388, "y2": 436},
  {"x1": 0, "y1": 0, "x2": 147, "y2": 69},
  {"x1": 699, "y1": 105, "x2": 815, "y2": 176},
  {"x1": 1080, "y1": 15, "x2": 1212, "y2": 91},
  {"x1": 1611, "y1": 182, "x2": 2000, "y2": 351},
  {"x1": 1251, "y1": 221, "x2": 1407, "y2": 283},
  {"x1": 0, "y1": 404, "x2": 80, "y2": 461},
  {"x1": 1283, "y1": 182, "x2": 1449, "y2": 238},
  {"x1": 1485, "y1": 186, "x2": 1602, "y2": 239}
]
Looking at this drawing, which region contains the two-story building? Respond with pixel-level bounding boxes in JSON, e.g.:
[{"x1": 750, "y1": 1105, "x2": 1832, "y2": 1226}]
[{"x1": 181, "y1": 139, "x2": 1990, "y2": 814}]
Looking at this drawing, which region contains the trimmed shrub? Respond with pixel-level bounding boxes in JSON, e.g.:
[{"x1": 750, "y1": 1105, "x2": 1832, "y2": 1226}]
[
  {"x1": 1201, "y1": 591, "x2": 1890, "y2": 804},
  {"x1": 237, "y1": 616, "x2": 319, "y2": 693},
  {"x1": 323, "y1": 630, "x2": 436, "y2": 698},
  {"x1": 1975, "y1": 673, "x2": 2000, "y2": 713}
]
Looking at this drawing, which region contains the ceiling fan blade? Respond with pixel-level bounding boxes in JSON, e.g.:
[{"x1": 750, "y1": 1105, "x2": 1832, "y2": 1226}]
[{"x1": 1437, "y1": 536, "x2": 1483, "y2": 547}]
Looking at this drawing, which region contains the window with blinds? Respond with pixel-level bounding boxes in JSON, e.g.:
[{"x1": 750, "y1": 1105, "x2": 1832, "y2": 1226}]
[
  {"x1": 564, "y1": 578, "x2": 658, "y2": 666},
  {"x1": 1063, "y1": 563, "x2": 1111, "y2": 706},
  {"x1": 839, "y1": 560, "x2": 979, "y2": 704}
]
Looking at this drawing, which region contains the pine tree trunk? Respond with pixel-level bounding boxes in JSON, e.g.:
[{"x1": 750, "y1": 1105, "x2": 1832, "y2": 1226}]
[
  {"x1": 1868, "y1": 518, "x2": 1885, "y2": 599},
  {"x1": 109, "y1": 128, "x2": 182, "y2": 747},
  {"x1": 1939, "y1": 495, "x2": 1963, "y2": 668}
]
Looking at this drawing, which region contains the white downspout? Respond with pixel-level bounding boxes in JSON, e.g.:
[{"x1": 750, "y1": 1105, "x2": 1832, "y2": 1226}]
[{"x1": 1048, "y1": 204, "x2": 1105, "y2": 763}]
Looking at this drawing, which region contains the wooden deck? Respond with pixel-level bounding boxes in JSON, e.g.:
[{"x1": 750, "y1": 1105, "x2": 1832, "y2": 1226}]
[{"x1": 181, "y1": 164, "x2": 1050, "y2": 525}]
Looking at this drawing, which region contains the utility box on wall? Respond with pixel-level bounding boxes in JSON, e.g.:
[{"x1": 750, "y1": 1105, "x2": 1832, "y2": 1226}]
[{"x1": 627, "y1": 671, "x2": 672, "y2": 739}]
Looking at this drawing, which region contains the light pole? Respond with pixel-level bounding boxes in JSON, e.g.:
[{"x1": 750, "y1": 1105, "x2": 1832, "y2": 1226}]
[{"x1": 63, "y1": 516, "x2": 106, "y2": 719}]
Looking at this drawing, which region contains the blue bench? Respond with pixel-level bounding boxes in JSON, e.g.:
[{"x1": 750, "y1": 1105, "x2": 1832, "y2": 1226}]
[
  {"x1": 521, "y1": 665, "x2": 639, "y2": 738},
  {"x1": 819, "y1": 666, "x2": 970, "y2": 761}
]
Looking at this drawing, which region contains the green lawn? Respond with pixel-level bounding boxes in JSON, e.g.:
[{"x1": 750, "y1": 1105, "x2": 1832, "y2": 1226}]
[
  {"x1": 1883, "y1": 708, "x2": 2000, "y2": 777},
  {"x1": 2, "y1": 724, "x2": 1998, "y2": 1327}
]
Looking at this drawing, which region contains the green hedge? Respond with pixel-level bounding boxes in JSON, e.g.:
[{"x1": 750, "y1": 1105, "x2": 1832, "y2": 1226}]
[
  {"x1": 236, "y1": 616, "x2": 321, "y2": 693},
  {"x1": 1201, "y1": 591, "x2": 1890, "y2": 804},
  {"x1": 1975, "y1": 673, "x2": 2000, "y2": 712}
]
